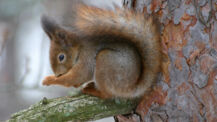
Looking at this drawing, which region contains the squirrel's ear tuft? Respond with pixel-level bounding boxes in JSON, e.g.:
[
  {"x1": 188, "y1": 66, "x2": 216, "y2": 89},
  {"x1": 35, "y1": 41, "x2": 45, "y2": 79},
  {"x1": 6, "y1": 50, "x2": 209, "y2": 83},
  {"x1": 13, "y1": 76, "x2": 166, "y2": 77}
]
[
  {"x1": 41, "y1": 15, "x2": 79, "y2": 46},
  {"x1": 41, "y1": 15, "x2": 59, "y2": 40}
]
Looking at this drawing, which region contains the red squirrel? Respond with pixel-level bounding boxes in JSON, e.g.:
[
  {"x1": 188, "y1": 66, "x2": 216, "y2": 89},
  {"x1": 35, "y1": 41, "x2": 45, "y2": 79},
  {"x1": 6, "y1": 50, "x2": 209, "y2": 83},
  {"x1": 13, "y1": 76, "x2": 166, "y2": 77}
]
[{"x1": 41, "y1": 5, "x2": 161, "y2": 99}]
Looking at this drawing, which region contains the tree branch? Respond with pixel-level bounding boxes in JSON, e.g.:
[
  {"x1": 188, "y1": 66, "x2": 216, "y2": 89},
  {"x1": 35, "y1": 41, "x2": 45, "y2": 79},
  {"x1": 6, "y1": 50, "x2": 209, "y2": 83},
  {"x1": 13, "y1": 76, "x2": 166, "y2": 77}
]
[{"x1": 7, "y1": 94, "x2": 139, "y2": 122}]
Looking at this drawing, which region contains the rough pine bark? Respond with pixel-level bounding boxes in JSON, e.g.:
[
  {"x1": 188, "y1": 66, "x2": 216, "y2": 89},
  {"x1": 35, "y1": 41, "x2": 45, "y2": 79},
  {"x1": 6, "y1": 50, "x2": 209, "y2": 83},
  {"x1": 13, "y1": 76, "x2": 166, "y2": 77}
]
[{"x1": 118, "y1": 0, "x2": 217, "y2": 121}]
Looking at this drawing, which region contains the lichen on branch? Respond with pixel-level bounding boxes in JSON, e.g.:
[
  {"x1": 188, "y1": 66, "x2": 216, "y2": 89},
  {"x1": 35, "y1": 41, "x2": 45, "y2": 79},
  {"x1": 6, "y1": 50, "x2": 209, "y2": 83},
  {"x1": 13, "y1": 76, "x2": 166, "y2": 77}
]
[{"x1": 7, "y1": 94, "x2": 139, "y2": 122}]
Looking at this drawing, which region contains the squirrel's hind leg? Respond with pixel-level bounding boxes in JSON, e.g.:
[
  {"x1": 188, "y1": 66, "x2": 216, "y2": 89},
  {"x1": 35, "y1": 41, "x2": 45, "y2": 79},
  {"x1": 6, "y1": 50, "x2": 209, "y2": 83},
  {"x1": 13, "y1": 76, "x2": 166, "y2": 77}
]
[
  {"x1": 94, "y1": 47, "x2": 141, "y2": 98},
  {"x1": 81, "y1": 81, "x2": 113, "y2": 98}
]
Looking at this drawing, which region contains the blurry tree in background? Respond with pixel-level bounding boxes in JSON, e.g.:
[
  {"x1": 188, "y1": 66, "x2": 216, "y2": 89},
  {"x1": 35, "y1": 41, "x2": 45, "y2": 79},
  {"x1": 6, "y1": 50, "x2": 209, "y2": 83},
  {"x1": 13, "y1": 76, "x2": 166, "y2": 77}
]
[
  {"x1": 0, "y1": 0, "x2": 45, "y2": 120},
  {"x1": 0, "y1": 0, "x2": 66, "y2": 120},
  {"x1": 0, "y1": 0, "x2": 121, "y2": 121}
]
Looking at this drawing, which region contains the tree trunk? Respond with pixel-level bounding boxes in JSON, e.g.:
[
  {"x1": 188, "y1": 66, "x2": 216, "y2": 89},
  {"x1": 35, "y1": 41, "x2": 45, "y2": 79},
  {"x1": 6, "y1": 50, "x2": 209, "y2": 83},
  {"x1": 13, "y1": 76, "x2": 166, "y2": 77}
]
[{"x1": 121, "y1": 0, "x2": 217, "y2": 121}]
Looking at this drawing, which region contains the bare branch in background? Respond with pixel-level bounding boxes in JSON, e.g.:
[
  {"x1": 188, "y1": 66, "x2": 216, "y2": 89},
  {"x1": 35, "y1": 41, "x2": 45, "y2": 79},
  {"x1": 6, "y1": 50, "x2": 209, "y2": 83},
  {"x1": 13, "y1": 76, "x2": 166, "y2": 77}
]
[
  {"x1": 0, "y1": 23, "x2": 9, "y2": 56},
  {"x1": 18, "y1": 56, "x2": 30, "y2": 84}
]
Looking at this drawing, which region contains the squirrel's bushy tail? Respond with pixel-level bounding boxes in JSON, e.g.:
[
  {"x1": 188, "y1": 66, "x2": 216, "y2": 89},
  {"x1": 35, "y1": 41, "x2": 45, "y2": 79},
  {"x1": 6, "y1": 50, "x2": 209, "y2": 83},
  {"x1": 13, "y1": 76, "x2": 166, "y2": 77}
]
[{"x1": 75, "y1": 5, "x2": 161, "y2": 98}]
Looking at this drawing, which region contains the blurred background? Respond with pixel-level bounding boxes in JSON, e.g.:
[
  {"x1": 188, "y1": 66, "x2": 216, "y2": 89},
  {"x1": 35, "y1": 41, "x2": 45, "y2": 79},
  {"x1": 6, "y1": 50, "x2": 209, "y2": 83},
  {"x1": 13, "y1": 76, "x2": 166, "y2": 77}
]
[{"x1": 0, "y1": 0, "x2": 122, "y2": 121}]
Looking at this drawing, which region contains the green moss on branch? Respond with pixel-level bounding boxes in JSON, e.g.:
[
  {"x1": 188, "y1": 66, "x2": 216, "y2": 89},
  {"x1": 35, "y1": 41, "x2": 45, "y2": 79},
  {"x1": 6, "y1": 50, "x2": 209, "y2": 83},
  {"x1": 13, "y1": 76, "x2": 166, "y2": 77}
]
[{"x1": 7, "y1": 94, "x2": 139, "y2": 122}]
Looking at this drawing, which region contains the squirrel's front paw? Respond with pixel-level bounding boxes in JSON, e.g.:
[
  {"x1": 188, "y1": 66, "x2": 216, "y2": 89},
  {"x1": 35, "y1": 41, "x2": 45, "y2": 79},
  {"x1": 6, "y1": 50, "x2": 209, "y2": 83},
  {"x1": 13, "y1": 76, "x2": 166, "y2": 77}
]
[{"x1": 42, "y1": 75, "x2": 56, "y2": 86}]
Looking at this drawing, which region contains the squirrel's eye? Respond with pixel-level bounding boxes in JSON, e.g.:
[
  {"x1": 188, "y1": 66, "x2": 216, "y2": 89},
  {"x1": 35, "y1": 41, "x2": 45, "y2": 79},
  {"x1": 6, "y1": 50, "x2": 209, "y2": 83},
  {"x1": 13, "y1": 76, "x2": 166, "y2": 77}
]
[
  {"x1": 58, "y1": 32, "x2": 65, "y2": 40},
  {"x1": 58, "y1": 53, "x2": 66, "y2": 63}
]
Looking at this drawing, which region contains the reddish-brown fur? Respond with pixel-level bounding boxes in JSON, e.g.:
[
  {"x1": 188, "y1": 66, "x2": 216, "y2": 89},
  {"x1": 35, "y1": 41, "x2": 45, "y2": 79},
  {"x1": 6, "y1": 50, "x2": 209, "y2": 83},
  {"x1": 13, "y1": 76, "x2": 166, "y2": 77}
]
[{"x1": 42, "y1": 5, "x2": 161, "y2": 99}]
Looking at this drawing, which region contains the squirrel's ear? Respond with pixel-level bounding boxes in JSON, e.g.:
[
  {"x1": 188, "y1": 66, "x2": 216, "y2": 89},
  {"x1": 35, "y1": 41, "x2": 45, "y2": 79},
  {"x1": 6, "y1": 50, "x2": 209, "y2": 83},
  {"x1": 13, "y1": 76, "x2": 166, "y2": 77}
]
[
  {"x1": 41, "y1": 15, "x2": 79, "y2": 46},
  {"x1": 41, "y1": 16, "x2": 60, "y2": 40}
]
